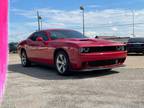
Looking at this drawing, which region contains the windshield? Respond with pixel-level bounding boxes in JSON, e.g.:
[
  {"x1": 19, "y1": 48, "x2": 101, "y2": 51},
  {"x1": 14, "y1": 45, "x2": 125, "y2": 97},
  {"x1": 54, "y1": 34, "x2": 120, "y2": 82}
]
[
  {"x1": 128, "y1": 38, "x2": 144, "y2": 43},
  {"x1": 50, "y1": 30, "x2": 86, "y2": 39}
]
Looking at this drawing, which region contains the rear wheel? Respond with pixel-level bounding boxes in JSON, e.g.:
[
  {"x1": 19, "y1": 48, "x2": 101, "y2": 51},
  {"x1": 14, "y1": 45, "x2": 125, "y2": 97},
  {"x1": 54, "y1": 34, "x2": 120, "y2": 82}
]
[
  {"x1": 21, "y1": 50, "x2": 31, "y2": 67},
  {"x1": 55, "y1": 51, "x2": 70, "y2": 75}
]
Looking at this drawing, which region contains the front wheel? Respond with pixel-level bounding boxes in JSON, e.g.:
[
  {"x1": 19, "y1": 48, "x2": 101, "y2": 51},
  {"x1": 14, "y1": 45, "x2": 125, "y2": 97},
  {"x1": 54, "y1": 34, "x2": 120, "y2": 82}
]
[
  {"x1": 55, "y1": 51, "x2": 70, "y2": 75},
  {"x1": 21, "y1": 50, "x2": 31, "y2": 67}
]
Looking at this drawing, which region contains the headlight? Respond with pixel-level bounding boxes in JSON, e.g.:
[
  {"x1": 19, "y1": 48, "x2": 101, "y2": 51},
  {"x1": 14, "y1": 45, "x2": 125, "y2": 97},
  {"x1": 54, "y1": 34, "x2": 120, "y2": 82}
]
[{"x1": 80, "y1": 47, "x2": 90, "y2": 53}]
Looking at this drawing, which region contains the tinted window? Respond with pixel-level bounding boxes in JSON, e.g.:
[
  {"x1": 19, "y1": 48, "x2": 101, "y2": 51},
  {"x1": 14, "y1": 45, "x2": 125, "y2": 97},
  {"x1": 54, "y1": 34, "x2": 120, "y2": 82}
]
[
  {"x1": 30, "y1": 32, "x2": 48, "y2": 41},
  {"x1": 50, "y1": 30, "x2": 85, "y2": 40},
  {"x1": 30, "y1": 33, "x2": 38, "y2": 41},
  {"x1": 128, "y1": 38, "x2": 144, "y2": 43},
  {"x1": 38, "y1": 32, "x2": 48, "y2": 41}
]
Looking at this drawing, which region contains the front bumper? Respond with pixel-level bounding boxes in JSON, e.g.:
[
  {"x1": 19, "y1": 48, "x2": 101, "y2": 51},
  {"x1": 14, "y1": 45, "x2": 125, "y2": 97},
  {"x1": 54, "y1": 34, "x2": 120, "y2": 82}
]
[
  {"x1": 78, "y1": 64, "x2": 125, "y2": 71},
  {"x1": 71, "y1": 51, "x2": 127, "y2": 70}
]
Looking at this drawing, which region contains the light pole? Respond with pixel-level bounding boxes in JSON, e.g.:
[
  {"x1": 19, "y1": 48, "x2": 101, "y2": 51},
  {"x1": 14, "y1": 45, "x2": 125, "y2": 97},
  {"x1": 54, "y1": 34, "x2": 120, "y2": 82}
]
[
  {"x1": 80, "y1": 5, "x2": 85, "y2": 37},
  {"x1": 37, "y1": 11, "x2": 42, "y2": 31}
]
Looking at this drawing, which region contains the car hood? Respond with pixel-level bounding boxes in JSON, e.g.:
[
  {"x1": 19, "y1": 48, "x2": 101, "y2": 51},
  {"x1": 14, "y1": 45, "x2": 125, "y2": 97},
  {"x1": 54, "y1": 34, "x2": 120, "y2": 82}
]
[{"x1": 53, "y1": 38, "x2": 125, "y2": 47}]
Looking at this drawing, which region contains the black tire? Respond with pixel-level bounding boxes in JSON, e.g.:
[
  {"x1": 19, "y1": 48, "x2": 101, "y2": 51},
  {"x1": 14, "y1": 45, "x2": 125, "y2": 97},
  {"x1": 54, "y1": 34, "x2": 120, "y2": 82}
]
[
  {"x1": 21, "y1": 50, "x2": 31, "y2": 67},
  {"x1": 55, "y1": 51, "x2": 70, "y2": 75}
]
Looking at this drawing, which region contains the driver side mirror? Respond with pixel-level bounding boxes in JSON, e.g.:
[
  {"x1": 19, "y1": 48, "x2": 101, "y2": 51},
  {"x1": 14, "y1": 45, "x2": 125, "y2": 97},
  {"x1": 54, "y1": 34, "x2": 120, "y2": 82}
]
[{"x1": 36, "y1": 37, "x2": 43, "y2": 41}]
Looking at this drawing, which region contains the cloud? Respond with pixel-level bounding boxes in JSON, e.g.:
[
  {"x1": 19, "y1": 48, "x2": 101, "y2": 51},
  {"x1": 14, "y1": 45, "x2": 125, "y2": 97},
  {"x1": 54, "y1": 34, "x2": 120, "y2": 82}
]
[
  {"x1": 87, "y1": 5, "x2": 102, "y2": 8},
  {"x1": 10, "y1": 8, "x2": 144, "y2": 42},
  {"x1": 112, "y1": 27, "x2": 118, "y2": 31}
]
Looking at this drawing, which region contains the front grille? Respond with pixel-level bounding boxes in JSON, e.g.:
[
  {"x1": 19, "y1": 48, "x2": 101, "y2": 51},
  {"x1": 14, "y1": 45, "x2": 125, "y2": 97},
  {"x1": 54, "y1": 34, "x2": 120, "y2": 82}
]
[
  {"x1": 89, "y1": 46, "x2": 116, "y2": 52},
  {"x1": 83, "y1": 46, "x2": 127, "y2": 53},
  {"x1": 87, "y1": 58, "x2": 125, "y2": 67}
]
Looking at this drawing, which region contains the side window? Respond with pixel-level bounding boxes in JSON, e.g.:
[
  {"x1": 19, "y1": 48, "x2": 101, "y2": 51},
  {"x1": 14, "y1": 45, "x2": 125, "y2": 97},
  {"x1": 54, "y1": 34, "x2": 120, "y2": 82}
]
[
  {"x1": 29, "y1": 33, "x2": 39, "y2": 41},
  {"x1": 50, "y1": 32, "x2": 59, "y2": 40},
  {"x1": 29, "y1": 32, "x2": 48, "y2": 41},
  {"x1": 39, "y1": 32, "x2": 48, "y2": 41}
]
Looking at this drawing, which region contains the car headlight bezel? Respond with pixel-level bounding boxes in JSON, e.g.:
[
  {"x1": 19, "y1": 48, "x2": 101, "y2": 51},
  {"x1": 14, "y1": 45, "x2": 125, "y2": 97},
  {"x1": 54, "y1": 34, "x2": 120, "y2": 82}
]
[{"x1": 80, "y1": 47, "x2": 90, "y2": 53}]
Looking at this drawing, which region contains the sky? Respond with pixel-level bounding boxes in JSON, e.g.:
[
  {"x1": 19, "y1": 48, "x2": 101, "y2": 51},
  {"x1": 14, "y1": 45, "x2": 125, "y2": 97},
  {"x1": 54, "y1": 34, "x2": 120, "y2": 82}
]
[{"x1": 9, "y1": 0, "x2": 144, "y2": 42}]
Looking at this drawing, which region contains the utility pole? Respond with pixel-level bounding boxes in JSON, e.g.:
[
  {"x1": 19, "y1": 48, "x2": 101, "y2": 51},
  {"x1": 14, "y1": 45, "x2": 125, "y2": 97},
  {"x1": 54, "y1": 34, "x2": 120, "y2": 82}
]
[
  {"x1": 37, "y1": 11, "x2": 42, "y2": 31},
  {"x1": 132, "y1": 10, "x2": 135, "y2": 37},
  {"x1": 80, "y1": 5, "x2": 85, "y2": 37}
]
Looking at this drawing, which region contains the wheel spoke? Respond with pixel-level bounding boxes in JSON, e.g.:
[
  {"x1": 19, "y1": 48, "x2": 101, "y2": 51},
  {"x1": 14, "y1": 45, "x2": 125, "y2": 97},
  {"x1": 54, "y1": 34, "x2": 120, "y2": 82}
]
[
  {"x1": 21, "y1": 53, "x2": 26, "y2": 65},
  {"x1": 58, "y1": 64, "x2": 63, "y2": 72},
  {"x1": 59, "y1": 54, "x2": 64, "y2": 61},
  {"x1": 57, "y1": 59, "x2": 62, "y2": 64},
  {"x1": 62, "y1": 65, "x2": 65, "y2": 72}
]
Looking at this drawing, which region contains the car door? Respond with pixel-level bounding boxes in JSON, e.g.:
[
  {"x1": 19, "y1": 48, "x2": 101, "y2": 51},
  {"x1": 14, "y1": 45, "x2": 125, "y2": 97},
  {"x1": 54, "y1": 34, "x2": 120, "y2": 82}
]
[
  {"x1": 27, "y1": 31, "x2": 52, "y2": 64},
  {"x1": 34, "y1": 31, "x2": 50, "y2": 63},
  {"x1": 26, "y1": 32, "x2": 39, "y2": 60}
]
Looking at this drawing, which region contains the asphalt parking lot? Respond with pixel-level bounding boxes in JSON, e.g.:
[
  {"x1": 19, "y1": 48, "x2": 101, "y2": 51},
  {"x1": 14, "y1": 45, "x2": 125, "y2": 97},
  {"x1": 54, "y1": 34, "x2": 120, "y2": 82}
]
[{"x1": 1, "y1": 54, "x2": 144, "y2": 108}]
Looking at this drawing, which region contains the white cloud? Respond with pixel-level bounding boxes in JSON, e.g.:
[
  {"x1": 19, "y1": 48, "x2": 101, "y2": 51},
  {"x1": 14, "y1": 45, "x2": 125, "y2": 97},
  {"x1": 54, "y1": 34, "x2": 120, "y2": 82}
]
[
  {"x1": 112, "y1": 27, "x2": 118, "y2": 31},
  {"x1": 87, "y1": 5, "x2": 102, "y2": 8},
  {"x1": 10, "y1": 8, "x2": 144, "y2": 42}
]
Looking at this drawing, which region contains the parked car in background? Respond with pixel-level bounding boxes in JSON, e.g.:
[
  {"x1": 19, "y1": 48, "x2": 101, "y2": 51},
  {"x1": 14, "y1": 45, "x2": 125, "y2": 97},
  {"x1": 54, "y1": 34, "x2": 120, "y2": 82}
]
[
  {"x1": 17, "y1": 29, "x2": 127, "y2": 75},
  {"x1": 9, "y1": 42, "x2": 18, "y2": 53},
  {"x1": 127, "y1": 37, "x2": 144, "y2": 54},
  {"x1": 95, "y1": 36, "x2": 130, "y2": 43}
]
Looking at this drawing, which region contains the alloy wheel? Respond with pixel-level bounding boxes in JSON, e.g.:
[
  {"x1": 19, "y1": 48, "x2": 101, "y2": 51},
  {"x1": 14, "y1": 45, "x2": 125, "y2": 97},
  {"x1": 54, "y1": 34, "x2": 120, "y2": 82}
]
[
  {"x1": 21, "y1": 51, "x2": 31, "y2": 67},
  {"x1": 21, "y1": 52, "x2": 27, "y2": 66},
  {"x1": 56, "y1": 54, "x2": 67, "y2": 74}
]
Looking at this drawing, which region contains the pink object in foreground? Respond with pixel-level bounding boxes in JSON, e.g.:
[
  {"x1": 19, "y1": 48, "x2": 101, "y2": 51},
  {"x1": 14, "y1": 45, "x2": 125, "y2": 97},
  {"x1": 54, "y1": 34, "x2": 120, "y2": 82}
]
[{"x1": 0, "y1": 0, "x2": 8, "y2": 102}]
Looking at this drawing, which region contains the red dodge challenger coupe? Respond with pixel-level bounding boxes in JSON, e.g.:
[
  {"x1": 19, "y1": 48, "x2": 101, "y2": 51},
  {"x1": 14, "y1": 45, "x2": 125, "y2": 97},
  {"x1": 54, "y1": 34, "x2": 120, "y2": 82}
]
[{"x1": 17, "y1": 29, "x2": 127, "y2": 75}]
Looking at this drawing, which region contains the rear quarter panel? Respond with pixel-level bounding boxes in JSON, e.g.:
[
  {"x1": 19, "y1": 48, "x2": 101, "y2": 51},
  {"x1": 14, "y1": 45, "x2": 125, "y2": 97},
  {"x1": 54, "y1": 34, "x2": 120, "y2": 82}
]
[{"x1": 17, "y1": 40, "x2": 27, "y2": 56}]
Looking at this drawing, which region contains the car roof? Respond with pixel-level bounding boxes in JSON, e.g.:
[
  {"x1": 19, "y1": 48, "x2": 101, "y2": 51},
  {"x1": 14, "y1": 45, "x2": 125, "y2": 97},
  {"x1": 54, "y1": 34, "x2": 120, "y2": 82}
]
[{"x1": 128, "y1": 37, "x2": 144, "y2": 42}]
